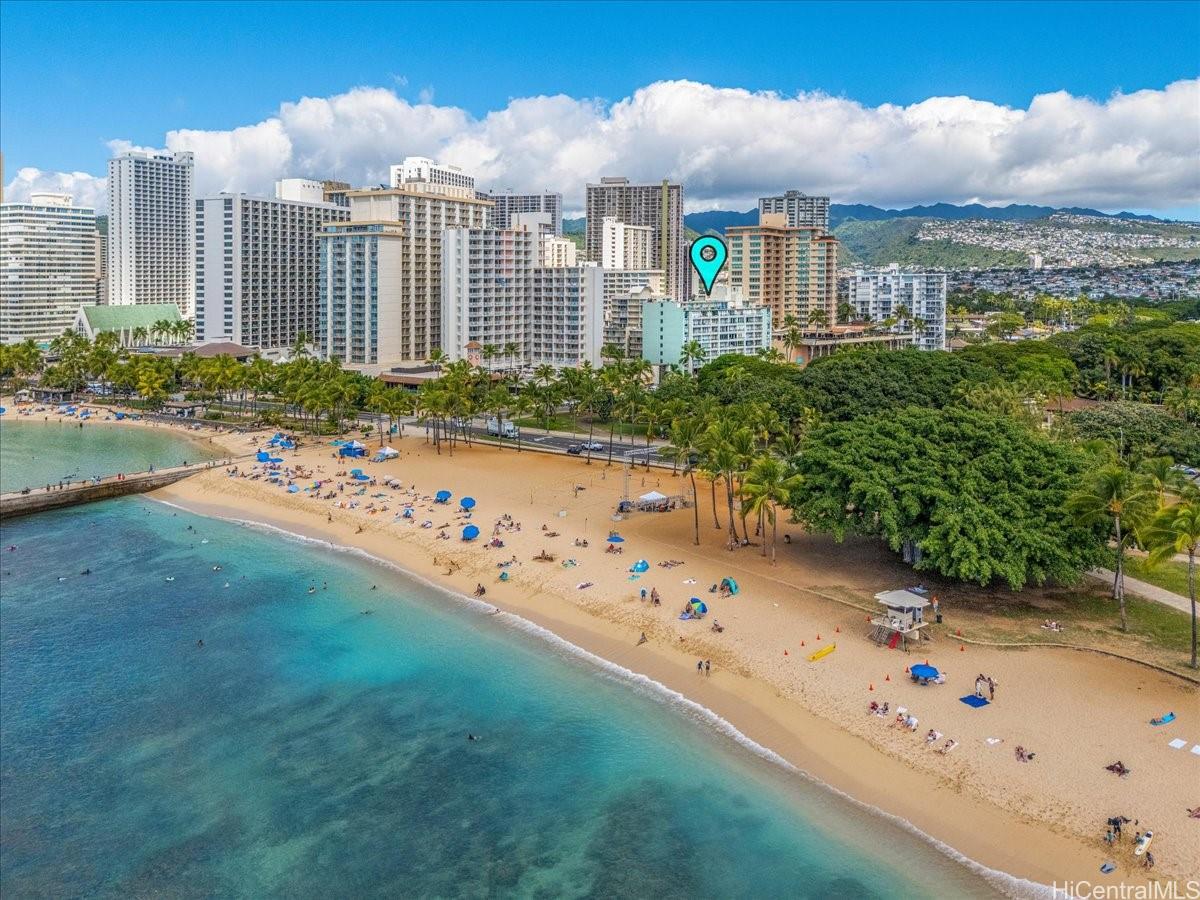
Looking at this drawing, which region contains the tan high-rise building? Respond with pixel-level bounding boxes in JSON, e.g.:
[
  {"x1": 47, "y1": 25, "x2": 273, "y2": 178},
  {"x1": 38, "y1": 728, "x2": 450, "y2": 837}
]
[
  {"x1": 725, "y1": 213, "x2": 839, "y2": 329},
  {"x1": 319, "y1": 180, "x2": 491, "y2": 365},
  {"x1": 585, "y1": 177, "x2": 686, "y2": 301}
]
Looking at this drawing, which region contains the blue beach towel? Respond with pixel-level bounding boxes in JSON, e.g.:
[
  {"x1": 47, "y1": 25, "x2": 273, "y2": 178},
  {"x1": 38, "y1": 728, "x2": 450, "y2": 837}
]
[{"x1": 959, "y1": 695, "x2": 989, "y2": 708}]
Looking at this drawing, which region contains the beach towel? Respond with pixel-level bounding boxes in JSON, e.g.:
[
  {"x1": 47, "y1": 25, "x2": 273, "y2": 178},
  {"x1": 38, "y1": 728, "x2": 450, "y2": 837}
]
[
  {"x1": 1192, "y1": 745, "x2": 1200, "y2": 756},
  {"x1": 985, "y1": 737, "x2": 1003, "y2": 745},
  {"x1": 960, "y1": 695, "x2": 989, "y2": 708},
  {"x1": 1168, "y1": 738, "x2": 1187, "y2": 749}
]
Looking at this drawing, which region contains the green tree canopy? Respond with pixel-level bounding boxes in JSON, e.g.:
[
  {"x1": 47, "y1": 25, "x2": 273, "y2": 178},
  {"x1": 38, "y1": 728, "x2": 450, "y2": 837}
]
[{"x1": 790, "y1": 406, "x2": 1106, "y2": 589}]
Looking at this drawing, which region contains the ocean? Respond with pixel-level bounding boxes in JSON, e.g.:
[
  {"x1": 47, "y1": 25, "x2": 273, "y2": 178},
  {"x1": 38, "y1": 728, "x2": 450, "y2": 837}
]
[
  {"x1": 0, "y1": 417, "x2": 223, "y2": 493},
  {"x1": 0, "y1": 432, "x2": 1027, "y2": 898}
]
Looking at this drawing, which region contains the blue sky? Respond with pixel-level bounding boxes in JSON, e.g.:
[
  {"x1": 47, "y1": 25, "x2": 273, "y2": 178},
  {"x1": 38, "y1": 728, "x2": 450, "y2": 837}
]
[{"x1": 2, "y1": 1, "x2": 1197, "y2": 215}]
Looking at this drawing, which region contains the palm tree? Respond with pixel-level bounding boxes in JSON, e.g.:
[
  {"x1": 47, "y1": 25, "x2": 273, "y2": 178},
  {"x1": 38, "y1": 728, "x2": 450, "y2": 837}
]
[
  {"x1": 1163, "y1": 379, "x2": 1200, "y2": 423},
  {"x1": 1068, "y1": 464, "x2": 1156, "y2": 631},
  {"x1": 806, "y1": 308, "x2": 829, "y2": 331},
  {"x1": 1144, "y1": 498, "x2": 1200, "y2": 668},
  {"x1": 177, "y1": 319, "x2": 195, "y2": 346},
  {"x1": 663, "y1": 416, "x2": 704, "y2": 545},
  {"x1": 679, "y1": 340, "x2": 707, "y2": 374},
  {"x1": 290, "y1": 332, "x2": 312, "y2": 359},
  {"x1": 131, "y1": 325, "x2": 148, "y2": 347},
  {"x1": 427, "y1": 347, "x2": 449, "y2": 373},
  {"x1": 740, "y1": 456, "x2": 804, "y2": 563},
  {"x1": 1139, "y1": 456, "x2": 1186, "y2": 506},
  {"x1": 503, "y1": 341, "x2": 518, "y2": 372},
  {"x1": 481, "y1": 344, "x2": 498, "y2": 371}
]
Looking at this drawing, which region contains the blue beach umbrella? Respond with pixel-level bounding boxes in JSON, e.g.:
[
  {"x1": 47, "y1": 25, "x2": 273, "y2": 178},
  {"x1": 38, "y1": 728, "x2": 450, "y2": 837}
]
[
  {"x1": 690, "y1": 599, "x2": 708, "y2": 614},
  {"x1": 607, "y1": 534, "x2": 625, "y2": 543},
  {"x1": 631, "y1": 559, "x2": 649, "y2": 573},
  {"x1": 462, "y1": 524, "x2": 480, "y2": 541},
  {"x1": 436, "y1": 490, "x2": 452, "y2": 503},
  {"x1": 911, "y1": 664, "x2": 939, "y2": 680},
  {"x1": 460, "y1": 497, "x2": 476, "y2": 510},
  {"x1": 256, "y1": 451, "x2": 270, "y2": 462}
]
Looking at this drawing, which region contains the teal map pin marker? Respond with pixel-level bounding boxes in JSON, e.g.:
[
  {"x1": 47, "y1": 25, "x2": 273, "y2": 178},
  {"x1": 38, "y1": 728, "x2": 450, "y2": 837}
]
[{"x1": 690, "y1": 236, "x2": 727, "y2": 295}]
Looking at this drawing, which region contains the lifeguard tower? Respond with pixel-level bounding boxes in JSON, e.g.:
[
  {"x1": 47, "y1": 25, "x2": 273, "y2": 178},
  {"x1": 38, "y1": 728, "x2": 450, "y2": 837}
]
[{"x1": 870, "y1": 589, "x2": 931, "y2": 650}]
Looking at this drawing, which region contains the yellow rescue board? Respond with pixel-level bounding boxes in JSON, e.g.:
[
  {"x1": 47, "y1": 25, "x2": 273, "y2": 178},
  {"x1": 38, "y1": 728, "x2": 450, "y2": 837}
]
[{"x1": 808, "y1": 643, "x2": 836, "y2": 662}]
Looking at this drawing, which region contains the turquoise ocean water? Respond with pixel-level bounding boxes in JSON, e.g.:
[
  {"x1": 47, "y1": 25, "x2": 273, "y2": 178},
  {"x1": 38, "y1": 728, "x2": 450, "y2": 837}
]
[
  {"x1": 0, "y1": 432, "x2": 1035, "y2": 898},
  {"x1": 0, "y1": 418, "x2": 223, "y2": 492}
]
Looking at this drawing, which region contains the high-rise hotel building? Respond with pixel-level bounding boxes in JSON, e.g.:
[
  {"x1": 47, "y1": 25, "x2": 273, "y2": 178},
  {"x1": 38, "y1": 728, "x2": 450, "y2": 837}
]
[
  {"x1": 481, "y1": 190, "x2": 563, "y2": 235},
  {"x1": 843, "y1": 264, "x2": 947, "y2": 351},
  {"x1": 585, "y1": 177, "x2": 687, "y2": 301},
  {"x1": 0, "y1": 192, "x2": 97, "y2": 343},
  {"x1": 318, "y1": 173, "x2": 491, "y2": 367},
  {"x1": 758, "y1": 190, "x2": 831, "y2": 231},
  {"x1": 194, "y1": 190, "x2": 348, "y2": 350},
  {"x1": 725, "y1": 213, "x2": 840, "y2": 329},
  {"x1": 107, "y1": 150, "x2": 194, "y2": 314}
]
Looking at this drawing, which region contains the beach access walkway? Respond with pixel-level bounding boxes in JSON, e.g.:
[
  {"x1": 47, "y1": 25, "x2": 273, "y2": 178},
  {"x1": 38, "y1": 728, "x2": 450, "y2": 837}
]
[
  {"x1": 0, "y1": 459, "x2": 233, "y2": 520},
  {"x1": 1090, "y1": 568, "x2": 1192, "y2": 614}
]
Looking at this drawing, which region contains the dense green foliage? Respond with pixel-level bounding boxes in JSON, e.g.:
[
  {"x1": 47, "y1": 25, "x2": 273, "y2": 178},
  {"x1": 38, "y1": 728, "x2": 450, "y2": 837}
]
[
  {"x1": 790, "y1": 407, "x2": 1106, "y2": 589},
  {"x1": 1066, "y1": 403, "x2": 1200, "y2": 465},
  {"x1": 1049, "y1": 322, "x2": 1200, "y2": 399},
  {"x1": 795, "y1": 350, "x2": 991, "y2": 421}
]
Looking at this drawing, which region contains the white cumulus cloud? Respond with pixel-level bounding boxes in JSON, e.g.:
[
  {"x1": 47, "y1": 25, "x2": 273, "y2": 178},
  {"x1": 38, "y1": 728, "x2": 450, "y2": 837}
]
[{"x1": 5, "y1": 78, "x2": 1198, "y2": 215}]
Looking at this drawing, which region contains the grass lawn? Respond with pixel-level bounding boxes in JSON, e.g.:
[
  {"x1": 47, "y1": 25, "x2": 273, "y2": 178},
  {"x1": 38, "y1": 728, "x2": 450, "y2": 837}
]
[{"x1": 1123, "y1": 555, "x2": 1193, "y2": 599}]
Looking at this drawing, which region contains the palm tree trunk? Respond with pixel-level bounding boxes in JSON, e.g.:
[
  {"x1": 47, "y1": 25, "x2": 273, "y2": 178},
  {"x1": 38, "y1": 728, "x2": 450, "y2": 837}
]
[
  {"x1": 1189, "y1": 548, "x2": 1197, "y2": 669},
  {"x1": 586, "y1": 417, "x2": 596, "y2": 465},
  {"x1": 1114, "y1": 516, "x2": 1128, "y2": 632},
  {"x1": 771, "y1": 508, "x2": 778, "y2": 565},
  {"x1": 689, "y1": 470, "x2": 700, "y2": 546},
  {"x1": 710, "y1": 477, "x2": 721, "y2": 529},
  {"x1": 725, "y1": 478, "x2": 738, "y2": 548}
]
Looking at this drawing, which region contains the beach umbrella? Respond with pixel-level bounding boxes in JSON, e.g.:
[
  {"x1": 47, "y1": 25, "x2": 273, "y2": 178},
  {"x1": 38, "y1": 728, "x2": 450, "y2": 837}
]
[
  {"x1": 460, "y1": 497, "x2": 476, "y2": 510},
  {"x1": 287, "y1": 485, "x2": 299, "y2": 493},
  {"x1": 690, "y1": 600, "x2": 708, "y2": 614},
  {"x1": 256, "y1": 451, "x2": 270, "y2": 462},
  {"x1": 608, "y1": 534, "x2": 625, "y2": 543},
  {"x1": 403, "y1": 508, "x2": 414, "y2": 518},
  {"x1": 436, "y1": 490, "x2": 452, "y2": 503},
  {"x1": 910, "y1": 664, "x2": 939, "y2": 680},
  {"x1": 462, "y1": 524, "x2": 480, "y2": 541}
]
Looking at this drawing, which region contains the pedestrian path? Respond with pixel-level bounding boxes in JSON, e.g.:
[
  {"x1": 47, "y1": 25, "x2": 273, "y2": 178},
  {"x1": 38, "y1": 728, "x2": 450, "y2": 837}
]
[{"x1": 1091, "y1": 569, "x2": 1191, "y2": 614}]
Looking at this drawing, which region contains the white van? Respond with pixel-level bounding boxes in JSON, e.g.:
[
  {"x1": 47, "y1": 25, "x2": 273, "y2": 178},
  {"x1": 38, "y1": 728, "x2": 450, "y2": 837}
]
[{"x1": 487, "y1": 418, "x2": 518, "y2": 438}]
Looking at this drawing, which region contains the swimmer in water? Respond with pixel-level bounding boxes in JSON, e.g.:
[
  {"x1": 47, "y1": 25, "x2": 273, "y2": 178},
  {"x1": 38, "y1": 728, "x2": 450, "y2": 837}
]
[{"x1": 467, "y1": 733, "x2": 480, "y2": 742}]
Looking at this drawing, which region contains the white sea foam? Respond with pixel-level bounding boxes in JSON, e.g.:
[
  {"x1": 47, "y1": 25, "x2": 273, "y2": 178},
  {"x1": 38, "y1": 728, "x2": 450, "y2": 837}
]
[{"x1": 153, "y1": 497, "x2": 1059, "y2": 899}]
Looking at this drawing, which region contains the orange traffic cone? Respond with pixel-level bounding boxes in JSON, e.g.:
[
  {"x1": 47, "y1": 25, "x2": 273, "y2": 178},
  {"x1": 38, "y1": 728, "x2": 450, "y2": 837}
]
[
  {"x1": 885, "y1": 674, "x2": 891, "y2": 682},
  {"x1": 835, "y1": 626, "x2": 840, "y2": 633},
  {"x1": 869, "y1": 683, "x2": 874, "y2": 691},
  {"x1": 905, "y1": 666, "x2": 910, "y2": 673},
  {"x1": 959, "y1": 644, "x2": 965, "y2": 652},
  {"x1": 816, "y1": 633, "x2": 821, "y2": 641},
  {"x1": 801, "y1": 640, "x2": 805, "y2": 647},
  {"x1": 956, "y1": 628, "x2": 962, "y2": 636},
  {"x1": 784, "y1": 649, "x2": 789, "y2": 656}
]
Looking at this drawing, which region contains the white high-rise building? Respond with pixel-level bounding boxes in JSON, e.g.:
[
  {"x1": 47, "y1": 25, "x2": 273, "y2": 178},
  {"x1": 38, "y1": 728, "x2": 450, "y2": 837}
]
[
  {"x1": 107, "y1": 149, "x2": 194, "y2": 313},
  {"x1": 442, "y1": 224, "x2": 603, "y2": 369},
  {"x1": 194, "y1": 193, "x2": 348, "y2": 351},
  {"x1": 600, "y1": 216, "x2": 653, "y2": 269},
  {"x1": 482, "y1": 190, "x2": 563, "y2": 234},
  {"x1": 843, "y1": 264, "x2": 947, "y2": 351},
  {"x1": 318, "y1": 223, "x2": 406, "y2": 366},
  {"x1": 389, "y1": 157, "x2": 475, "y2": 193},
  {"x1": 541, "y1": 235, "x2": 577, "y2": 268},
  {"x1": 758, "y1": 190, "x2": 831, "y2": 231},
  {"x1": 0, "y1": 192, "x2": 97, "y2": 343}
]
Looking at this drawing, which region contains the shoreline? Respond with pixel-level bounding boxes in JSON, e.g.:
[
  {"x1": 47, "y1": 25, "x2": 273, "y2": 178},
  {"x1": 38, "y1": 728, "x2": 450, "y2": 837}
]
[
  {"x1": 152, "y1": 438, "x2": 1196, "y2": 889},
  {"x1": 151, "y1": 495, "x2": 1058, "y2": 898}
]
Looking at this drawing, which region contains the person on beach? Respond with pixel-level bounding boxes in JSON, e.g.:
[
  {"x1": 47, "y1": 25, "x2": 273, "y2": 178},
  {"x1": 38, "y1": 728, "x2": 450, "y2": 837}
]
[
  {"x1": 988, "y1": 678, "x2": 995, "y2": 701},
  {"x1": 697, "y1": 660, "x2": 703, "y2": 675},
  {"x1": 637, "y1": 633, "x2": 648, "y2": 646},
  {"x1": 704, "y1": 660, "x2": 711, "y2": 676}
]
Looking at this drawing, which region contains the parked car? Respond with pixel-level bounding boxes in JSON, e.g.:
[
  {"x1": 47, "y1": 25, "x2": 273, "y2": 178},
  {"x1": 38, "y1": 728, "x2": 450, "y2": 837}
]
[
  {"x1": 582, "y1": 441, "x2": 605, "y2": 451},
  {"x1": 566, "y1": 444, "x2": 583, "y2": 455}
]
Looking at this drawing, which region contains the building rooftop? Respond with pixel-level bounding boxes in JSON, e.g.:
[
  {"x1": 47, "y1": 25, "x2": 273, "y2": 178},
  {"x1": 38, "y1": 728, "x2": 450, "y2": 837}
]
[{"x1": 79, "y1": 304, "x2": 182, "y2": 332}]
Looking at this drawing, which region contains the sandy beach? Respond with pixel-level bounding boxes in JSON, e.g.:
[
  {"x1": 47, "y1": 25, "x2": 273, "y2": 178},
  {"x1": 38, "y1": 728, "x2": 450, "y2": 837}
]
[{"x1": 151, "y1": 430, "x2": 1198, "y2": 888}]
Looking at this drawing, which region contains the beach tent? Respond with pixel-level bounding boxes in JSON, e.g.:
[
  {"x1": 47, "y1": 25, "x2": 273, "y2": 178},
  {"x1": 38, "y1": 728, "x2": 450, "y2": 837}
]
[
  {"x1": 403, "y1": 508, "x2": 414, "y2": 518},
  {"x1": 690, "y1": 599, "x2": 708, "y2": 615},
  {"x1": 287, "y1": 485, "x2": 299, "y2": 493},
  {"x1": 373, "y1": 447, "x2": 400, "y2": 461},
  {"x1": 339, "y1": 444, "x2": 366, "y2": 458},
  {"x1": 720, "y1": 577, "x2": 739, "y2": 595},
  {"x1": 269, "y1": 456, "x2": 284, "y2": 464},
  {"x1": 630, "y1": 559, "x2": 650, "y2": 573},
  {"x1": 638, "y1": 490, "x2": 668, "y2": 503},
  {"x1": 910, "y1": 664, "x2": 939, "y2": 681},
  {"x1": 435, "y1": 490, "x2": 452, "y2": 503},
  {"x1": 462, "y1": 524, "x2": 480, "y2": 541},
  {"x1": 256, "y1": 451, "x2": 270, "y2": 462},
  {"x1": 460, "y1": 496, "x2": 476, "y2": 510}
]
